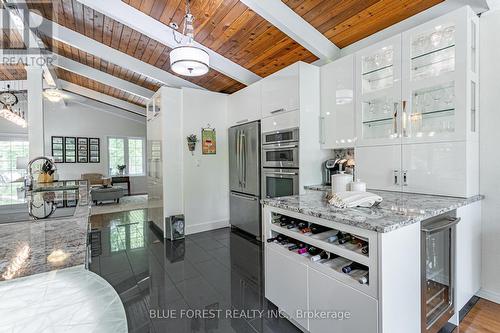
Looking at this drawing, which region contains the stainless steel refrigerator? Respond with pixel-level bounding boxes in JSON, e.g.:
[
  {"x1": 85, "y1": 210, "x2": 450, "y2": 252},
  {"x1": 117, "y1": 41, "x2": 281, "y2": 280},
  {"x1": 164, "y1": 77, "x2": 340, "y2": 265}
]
[{"x1": 228, "y1": 121, "x2": 261, "y2": 238}]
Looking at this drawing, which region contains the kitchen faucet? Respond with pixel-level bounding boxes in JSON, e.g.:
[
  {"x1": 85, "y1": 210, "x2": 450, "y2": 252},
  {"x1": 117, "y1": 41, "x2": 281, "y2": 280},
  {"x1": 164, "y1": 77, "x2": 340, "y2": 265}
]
[{"x1": 24, "y1": 156, "x2": 57, "y2": 191}]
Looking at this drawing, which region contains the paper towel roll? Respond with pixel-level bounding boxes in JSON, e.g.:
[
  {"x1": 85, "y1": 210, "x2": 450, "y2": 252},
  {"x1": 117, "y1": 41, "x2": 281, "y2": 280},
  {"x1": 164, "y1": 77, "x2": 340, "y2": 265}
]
[{"x1": 332, "y1": 172, "x2": 353, "y2": 193}]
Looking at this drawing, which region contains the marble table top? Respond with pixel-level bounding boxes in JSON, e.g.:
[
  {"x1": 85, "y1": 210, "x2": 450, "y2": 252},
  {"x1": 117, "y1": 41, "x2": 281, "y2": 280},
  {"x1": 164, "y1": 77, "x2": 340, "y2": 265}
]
[
  {"x1": 0, "y1": 182, "x2": 91, "y2": 281},
  {"x1": 262, "y1": 190, "x2": 483, "y2": 233},
  {"x1": 0, "y1": 266, "x2": 127, "y2": 333}
]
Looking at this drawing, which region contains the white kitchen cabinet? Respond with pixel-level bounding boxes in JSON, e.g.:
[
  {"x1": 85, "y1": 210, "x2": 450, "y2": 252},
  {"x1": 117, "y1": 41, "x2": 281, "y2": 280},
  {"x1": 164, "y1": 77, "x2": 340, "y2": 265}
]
[
  {"x1": 227, "y1": 81, "x2": 261, "y2": 126},
  {"x1": 401, "y1": 6, "x2": 479, "y2": 144},
  {"x1": 320, "y1": 55, "x2": 356, "y2": 149},
  {"x1": 355, "y1": 34, "x2": 402, "y2": 147},
  {"x1": 265, "y1": 244, "x2": 309, "y2": 330},
  {"x1": 308, "y1": 268, "x2": 378, "y2": 333},
  {"x1": 355, "y1": 145, "x2": 402, "y2": 192},
  {"x1": 401, "y1": 141, "x2": 478, "y2": 197},
  {"x1": 261, "y1": 63, "x2": 300, "y2": 118},
  {"x1": 355, "y1": 6, "x2": 479, "y2": 197}
]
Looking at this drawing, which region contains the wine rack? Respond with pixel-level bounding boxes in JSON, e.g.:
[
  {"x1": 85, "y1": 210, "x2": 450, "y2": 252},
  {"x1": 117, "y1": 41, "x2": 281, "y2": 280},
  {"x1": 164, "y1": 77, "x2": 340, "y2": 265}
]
[{"x1": 264, "y1": 209, "x2": 378, "y2": 298}]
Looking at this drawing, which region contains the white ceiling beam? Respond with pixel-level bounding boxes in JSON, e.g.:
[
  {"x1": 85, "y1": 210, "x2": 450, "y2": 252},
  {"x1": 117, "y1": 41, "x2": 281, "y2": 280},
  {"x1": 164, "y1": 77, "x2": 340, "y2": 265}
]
[
  {"x1": 76, "y1": 0, "x2": 261, "y2": 86},
  {"x1": 240, "y1": 0, "x2": 340, "y2": 64},
  {"x1": 58, "y1": 89, "x2": 146, "y2": 124},
  {"x1": 30, "y1": 12, "x2": 203, "y2": 90},
  {"x1": 58, "y1": 80, "x2": 146, "y2": 116},
  {"x1": 53, "y1": 54, "x2": 154, "y2": 100}
]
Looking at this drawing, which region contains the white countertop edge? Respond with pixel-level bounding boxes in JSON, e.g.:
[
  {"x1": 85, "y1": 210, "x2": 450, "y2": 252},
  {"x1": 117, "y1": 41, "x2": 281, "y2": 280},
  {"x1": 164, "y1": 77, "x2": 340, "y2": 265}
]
[{"x1": 0, "y1": 265, "x2": 127, "y2": 333}]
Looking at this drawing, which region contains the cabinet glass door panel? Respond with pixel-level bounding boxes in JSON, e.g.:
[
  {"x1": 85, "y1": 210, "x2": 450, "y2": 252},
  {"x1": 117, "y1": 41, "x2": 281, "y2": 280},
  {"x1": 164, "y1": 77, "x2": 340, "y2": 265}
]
[
  {"x1": 356, "y1": 34, "x2": 402, "y2": 146},
  {"x1": 361, "y1": 45, "x2": 394, "y2": 94},
  {"x1": 407, "y1": 82, "x2": 456, "y2": 139},
  {"x1": 411, "y1": 24, "x2": 456, "y2": 81},
  {"x1": 361, "y1": 96, "x2": 399, "y2": 141}
]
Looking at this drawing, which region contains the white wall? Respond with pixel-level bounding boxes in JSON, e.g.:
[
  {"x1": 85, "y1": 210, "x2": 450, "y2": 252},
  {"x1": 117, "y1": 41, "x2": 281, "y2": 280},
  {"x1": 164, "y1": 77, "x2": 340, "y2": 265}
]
[
  {"x1": 478, "y1": 8, "x2": 500, "y2": 304},
  {"x1": 43, "y1": 96, "x2": 147, "y2": 194},
  {"x1": 181, "y1": 88, "x2": 229, "y2": 234}
]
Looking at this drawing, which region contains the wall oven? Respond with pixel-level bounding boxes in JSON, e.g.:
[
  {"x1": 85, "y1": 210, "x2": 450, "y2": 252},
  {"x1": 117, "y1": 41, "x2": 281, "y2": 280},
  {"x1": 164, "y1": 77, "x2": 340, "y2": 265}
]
[
  {"x1": 262, "y1": 128, "x2": 299, "y2": 168},
  {"x1": 262, "y1": 168, "x2": 299, "y2": 199},
  {"x1": 421, "y1": 212, "x2": 459, "y2": 333}
]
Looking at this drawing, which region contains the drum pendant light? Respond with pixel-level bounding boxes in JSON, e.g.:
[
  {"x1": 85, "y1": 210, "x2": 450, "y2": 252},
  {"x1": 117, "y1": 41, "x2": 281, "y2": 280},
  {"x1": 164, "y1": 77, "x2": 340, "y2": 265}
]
[{"x1": 170, "y1": 0, "x2": 209, "y2": 77}]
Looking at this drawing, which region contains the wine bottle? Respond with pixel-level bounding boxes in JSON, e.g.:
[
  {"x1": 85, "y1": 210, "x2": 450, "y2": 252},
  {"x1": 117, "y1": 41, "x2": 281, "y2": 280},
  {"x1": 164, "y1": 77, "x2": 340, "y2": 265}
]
[
  {"x1": 266, "y1": 234, "x2": 284, "y2": 243},
  {"x1": 279, "y1": 216, "x2": 290, "y2": 227},
  {"x1": 310, "y1": 251, "x2": 330, "y2": 262},
  {"x1": 338, "y1": 233, "x2": 352, "y2": 245},
  {"x1": 286, "y1": 221, "x2": 297, "y2": 229},
  {"x1": 307, "y1": 246, "x2": 322, "y2": 256},
  {"x1": 310, "y1": 224, "x2": 329, "y2": 234},
  {"x1": 300, "y1": 227, "x2": 312, "y2": 234},
  {"x1": 297, "y1": 247, "x2": 308, "y2": 255},
  {"x1": 342, "y1": 262, "x2": 366, "y2": 274},
  {"x1": 327, "y1": 231, "x2": 340, "y2": 243},
  {"x1": 361, "y1": 245, "x2": 369, "y2": 255},
  {"x1": 358, "y1": 273, "x2": 369, "y2": 285}
]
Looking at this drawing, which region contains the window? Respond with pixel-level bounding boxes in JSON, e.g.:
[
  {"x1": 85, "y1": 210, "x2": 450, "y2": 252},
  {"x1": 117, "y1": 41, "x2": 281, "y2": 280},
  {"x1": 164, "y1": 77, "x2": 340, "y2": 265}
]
[
  {"x1": 0, "y1": 138, "x2": 28, "y2": 205},
  {"x1": 107, "y1": 137, "x2": 145, "y2": 176},
  {"x1": 0, "y1": 139, "x2": 28, "y2": 183}
]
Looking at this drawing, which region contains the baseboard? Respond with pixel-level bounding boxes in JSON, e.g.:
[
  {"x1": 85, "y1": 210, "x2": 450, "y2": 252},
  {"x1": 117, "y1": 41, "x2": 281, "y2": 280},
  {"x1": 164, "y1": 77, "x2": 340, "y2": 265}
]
[
  {"x1": 185, "y1": 219, "x2": 229, "y2": 235},
  {"x1": 477, "y1": 288, "x2": 500, "y2": 304}
]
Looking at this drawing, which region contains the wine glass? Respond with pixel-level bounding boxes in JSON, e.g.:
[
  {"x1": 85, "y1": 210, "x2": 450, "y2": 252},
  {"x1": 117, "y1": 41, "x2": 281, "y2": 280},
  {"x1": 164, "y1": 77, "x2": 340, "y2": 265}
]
[
  {"x1": 430, "y1": 31, "x2": 442, "y2": 48},
  {"x1": 443, "y1": 26, "x2": 455, "y2": 45}
]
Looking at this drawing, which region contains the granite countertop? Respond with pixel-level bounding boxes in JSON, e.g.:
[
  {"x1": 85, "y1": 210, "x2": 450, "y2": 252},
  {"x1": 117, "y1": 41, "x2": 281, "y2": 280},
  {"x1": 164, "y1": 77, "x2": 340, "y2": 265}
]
[
  {"x1": 0, "y1": 266, "x2": 127, "y2": 332},
  {"x1": 0, "y1": 181, "x2": 91, "y2": 281},
  {"x1": 304, "y1": 184, "x2": 332, "y2": 192},
  {"x1": 262, "y1": 190, "x2": 483, "y2": 233}
]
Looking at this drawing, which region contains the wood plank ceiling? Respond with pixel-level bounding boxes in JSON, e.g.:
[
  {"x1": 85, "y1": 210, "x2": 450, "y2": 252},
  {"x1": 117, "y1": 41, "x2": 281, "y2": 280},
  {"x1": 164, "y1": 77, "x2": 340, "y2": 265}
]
[
  {"x1": 2, "y1": 0, "x2": 445, "y2": 110},
  {"x1": 29, "y1": 0, "x2": 247, "y2": 94},
  {"x1": 283, "y1": 0, "x2": 445, "y2": 48}
]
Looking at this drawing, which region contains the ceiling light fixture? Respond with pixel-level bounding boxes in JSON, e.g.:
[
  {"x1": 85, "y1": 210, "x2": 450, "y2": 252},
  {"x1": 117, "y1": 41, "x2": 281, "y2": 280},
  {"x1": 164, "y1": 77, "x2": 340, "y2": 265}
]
[
  {"x1": 43, "y1": 88, "x2": 63, "y2": 103},
  {"x1": 0, "y1": 85, "x2": 26, "y2": 127},
  {"x1": 169, "y1": 0, "x2": 209, "y2": 77}
]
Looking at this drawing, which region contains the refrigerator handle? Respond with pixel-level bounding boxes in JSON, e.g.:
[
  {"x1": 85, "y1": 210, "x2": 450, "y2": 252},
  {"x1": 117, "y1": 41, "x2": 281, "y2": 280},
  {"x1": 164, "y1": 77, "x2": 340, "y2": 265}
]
[
  {"x1": 236, "y1": 130, "x2": 241, "y2": 186},
  {"x1": 242, "y1": 131, "x2": 247, "y2": 187}
]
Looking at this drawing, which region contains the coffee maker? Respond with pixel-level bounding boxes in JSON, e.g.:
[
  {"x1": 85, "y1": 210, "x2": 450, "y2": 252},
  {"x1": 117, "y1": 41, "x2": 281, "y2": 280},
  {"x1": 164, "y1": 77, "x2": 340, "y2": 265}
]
[{"x1": 322, "y1": 159, "x2": 340, "y2": 185}]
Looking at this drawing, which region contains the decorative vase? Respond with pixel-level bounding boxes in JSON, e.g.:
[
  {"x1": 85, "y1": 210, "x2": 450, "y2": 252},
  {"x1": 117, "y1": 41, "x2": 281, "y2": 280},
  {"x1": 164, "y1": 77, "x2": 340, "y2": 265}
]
[{"x1": 188, "y1": 142, "x2": 196, "y2": 152}]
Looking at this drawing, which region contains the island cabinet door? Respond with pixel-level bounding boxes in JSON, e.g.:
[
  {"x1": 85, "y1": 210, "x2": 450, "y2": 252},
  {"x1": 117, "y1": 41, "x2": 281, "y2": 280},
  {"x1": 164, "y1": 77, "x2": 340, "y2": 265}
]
[
  {"x1": 265, "y1": 245, "x2": 309, "y2": 330},
  {"x1": 308, "y1": 268, "x2": 378, "y2": 333}
]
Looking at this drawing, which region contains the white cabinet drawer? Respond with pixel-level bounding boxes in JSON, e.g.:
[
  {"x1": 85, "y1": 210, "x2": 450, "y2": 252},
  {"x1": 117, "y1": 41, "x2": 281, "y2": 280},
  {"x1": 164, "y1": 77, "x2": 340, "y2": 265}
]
[
  {"x1": 308, "y1": 268, "x2": 378, "y2": 333},
  {"x1": 261, "y1": 64, "x2": 299, "y2": 118},
  {"x1": 227, "y1": 82, "x2": 261, "y2": 126},
  {"x1": 265, "y1": 244, "x2": 309, "y2": 330}
]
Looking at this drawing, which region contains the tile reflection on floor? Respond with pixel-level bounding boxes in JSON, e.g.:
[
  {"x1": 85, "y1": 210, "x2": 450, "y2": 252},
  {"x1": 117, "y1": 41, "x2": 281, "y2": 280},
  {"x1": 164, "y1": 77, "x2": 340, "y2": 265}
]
[{"x1": 89, "y1": 209, "x2": 301, "y2": 333}]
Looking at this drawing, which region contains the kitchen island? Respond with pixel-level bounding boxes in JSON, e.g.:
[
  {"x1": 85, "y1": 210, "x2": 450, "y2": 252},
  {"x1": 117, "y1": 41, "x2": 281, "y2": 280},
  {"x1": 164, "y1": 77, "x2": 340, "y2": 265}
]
[
  {"x1": 261, "y1": 190, "x2": 483, "y2": 333},
  {"x1": 0, "y1": 181, "x2": 127, "y2": 332}
]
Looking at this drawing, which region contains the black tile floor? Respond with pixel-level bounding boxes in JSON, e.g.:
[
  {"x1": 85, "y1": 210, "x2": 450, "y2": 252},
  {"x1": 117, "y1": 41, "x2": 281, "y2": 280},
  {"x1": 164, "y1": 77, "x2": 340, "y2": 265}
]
[{"x1": 89, "y1": 209, "x2": 301, "y2": 333}]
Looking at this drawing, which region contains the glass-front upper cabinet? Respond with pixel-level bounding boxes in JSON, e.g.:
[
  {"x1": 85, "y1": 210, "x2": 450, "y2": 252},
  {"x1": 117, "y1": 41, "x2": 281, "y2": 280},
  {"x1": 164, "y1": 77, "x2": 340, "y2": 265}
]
[
  {"x1": 356, "y1": 35, "x2": 402, "y2": 146},
  {"x1": 401, "y1": 6, "x2": 479, "y2": 143}
]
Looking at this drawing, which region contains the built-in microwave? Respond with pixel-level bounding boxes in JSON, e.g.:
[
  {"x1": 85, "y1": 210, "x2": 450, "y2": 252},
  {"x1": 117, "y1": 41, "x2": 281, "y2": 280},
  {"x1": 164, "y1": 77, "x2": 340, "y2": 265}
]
[
  {"x1": 262, "y1": 128, "x2": 299, "y2": 168},
  {"x1": 262, "y1": 168, "x2": 299, "y2": 199},
  {"x1": 262, "y1": 128, "x2": 299, "y2": 145}
]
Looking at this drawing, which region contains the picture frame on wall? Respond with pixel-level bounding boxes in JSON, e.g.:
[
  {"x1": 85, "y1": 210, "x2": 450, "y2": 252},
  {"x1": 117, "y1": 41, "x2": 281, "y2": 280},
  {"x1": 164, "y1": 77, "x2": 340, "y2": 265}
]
[
  {"x1": 64, "y1": 137, "x2": 76, "y2": 163},
  {"x1": 77, "y1": 137, "x2": 89, "y2": 163},
  {"x1": 89, "y1": 137, "x2": 100, "y2": 163},
  {"x1": 51, "y1": 136, "x2": 64, "y2": 163}
]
